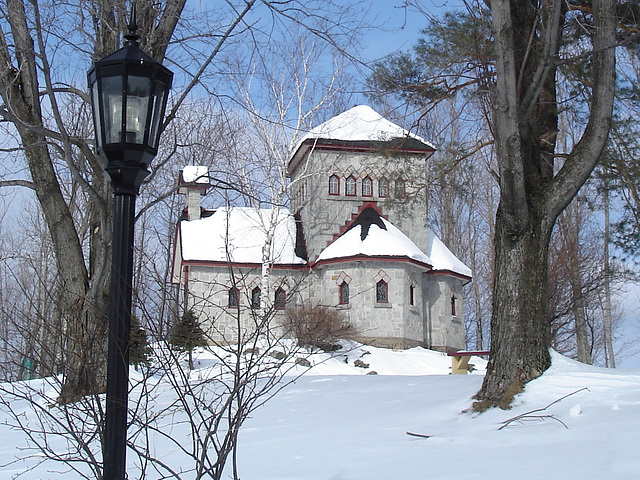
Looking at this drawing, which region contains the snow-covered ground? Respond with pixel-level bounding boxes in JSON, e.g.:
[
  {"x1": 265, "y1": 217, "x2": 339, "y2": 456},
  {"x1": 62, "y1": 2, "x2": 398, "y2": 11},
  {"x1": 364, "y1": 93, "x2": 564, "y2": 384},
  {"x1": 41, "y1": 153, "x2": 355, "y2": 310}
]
[{"x1": 1, "y1": 344, "x2": 639, "y2": 479}]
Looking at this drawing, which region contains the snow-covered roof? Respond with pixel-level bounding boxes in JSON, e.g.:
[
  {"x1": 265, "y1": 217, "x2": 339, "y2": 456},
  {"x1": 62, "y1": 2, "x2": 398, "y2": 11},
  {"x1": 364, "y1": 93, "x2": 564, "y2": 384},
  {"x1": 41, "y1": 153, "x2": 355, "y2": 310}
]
[
  {"x1": 314, "y1": 208, "x2": 471, "y2": 278},
  {"x1": 426, "y1": 228, "x2": 472, "y2": 278},
  {"x1": 288, "y1": 105, "x2": 435, "y2": 175},
  {"x1": 179, "y1": 207, "x2": 306, "y2": 265},
  {"x1": 181, "y1": 166, "x2": 210, "y2": 184},
  {"x1": 316, "y1": 216, "x2": 431, "y2": 265},
  {"x1": 301, "y1": 105, "x2": 432, "y2": 146},
  {"x1": 177, "y1": 205, "x2": 471, "y2": 279}
]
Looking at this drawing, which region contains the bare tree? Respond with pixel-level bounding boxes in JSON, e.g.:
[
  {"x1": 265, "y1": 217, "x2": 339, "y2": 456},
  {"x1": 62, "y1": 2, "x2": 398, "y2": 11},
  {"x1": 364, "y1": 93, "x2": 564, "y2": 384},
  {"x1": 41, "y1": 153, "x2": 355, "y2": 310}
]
[
  {"x1": 221, "y1": 29, "x2": 356, "y2": 307},
  {"x1": 0, "y1": 0, "x2": 367, "y2": 400}
]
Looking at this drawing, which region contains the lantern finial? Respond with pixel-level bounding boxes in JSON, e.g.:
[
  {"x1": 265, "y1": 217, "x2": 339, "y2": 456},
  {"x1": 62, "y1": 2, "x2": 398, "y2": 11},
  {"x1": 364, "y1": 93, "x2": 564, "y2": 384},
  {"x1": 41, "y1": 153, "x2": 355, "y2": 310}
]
[{"x1": 124, "y1": 3, "x2": 139, "y2": 44}]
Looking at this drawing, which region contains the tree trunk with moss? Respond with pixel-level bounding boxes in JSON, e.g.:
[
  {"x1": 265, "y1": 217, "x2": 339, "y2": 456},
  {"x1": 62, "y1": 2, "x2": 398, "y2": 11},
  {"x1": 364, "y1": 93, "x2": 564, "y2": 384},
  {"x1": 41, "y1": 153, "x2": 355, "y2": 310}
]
[{"x1": 475, "y1": 0, "x2": 616, "y2": 407}]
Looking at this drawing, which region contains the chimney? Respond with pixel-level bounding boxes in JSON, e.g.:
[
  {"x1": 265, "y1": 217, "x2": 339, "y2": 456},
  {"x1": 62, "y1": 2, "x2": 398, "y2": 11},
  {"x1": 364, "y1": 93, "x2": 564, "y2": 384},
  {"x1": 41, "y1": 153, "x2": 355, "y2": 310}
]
[{"x1": 178, "y1": 166, "x2": 210, "y2": 221}]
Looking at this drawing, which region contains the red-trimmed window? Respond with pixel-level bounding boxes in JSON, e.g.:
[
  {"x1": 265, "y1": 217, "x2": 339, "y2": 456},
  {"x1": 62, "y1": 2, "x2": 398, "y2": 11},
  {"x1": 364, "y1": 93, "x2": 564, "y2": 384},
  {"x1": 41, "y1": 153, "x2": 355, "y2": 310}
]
[
  {"x1": 378, "y1": 178, "x2": 389, "y2": 198},
  {"x1": 395, "y1": 178, "x2": 406, "y2": 198},
  {"x1": 329, "y1": 175, "x2": 340, "y2": 195},
  {"x1": 346, "y1": 175, "x2": 356, "y2": 196},
  {"x1": 274, "y1": 287, "x2": 286, "y2": 310},
  {"x1": 339, "y1": 281, "x2": 350, "y2": 305},
  {"x1": 251, "y1": 287, "x2": 261, "y2": 309},
  {"x1": 362, "y1": 176, "x2": 373, "y2": 197},
  {"x1": 376, "y1": 280, "x2": 388, "y2": 303},
  {"x1": 228, "y1": 287, "x2": 239, "y2": 308}
]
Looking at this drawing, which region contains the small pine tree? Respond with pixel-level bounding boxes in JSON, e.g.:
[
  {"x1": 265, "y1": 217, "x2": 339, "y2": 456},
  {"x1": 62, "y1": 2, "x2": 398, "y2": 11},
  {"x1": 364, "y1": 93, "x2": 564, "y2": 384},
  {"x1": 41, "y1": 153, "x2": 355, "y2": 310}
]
[
  {"x1": 129, "y1": 315, "x2": 152, "y2": 368},
  {"x1": 169, "y1": 310, "x2": 208, "y2": 369}
]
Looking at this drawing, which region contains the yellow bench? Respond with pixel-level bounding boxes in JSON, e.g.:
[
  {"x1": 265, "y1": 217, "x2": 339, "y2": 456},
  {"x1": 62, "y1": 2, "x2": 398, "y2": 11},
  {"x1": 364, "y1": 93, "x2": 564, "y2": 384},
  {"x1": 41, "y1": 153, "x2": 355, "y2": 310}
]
[{"x1": 447, "y1": 350, "x2": 490, "y2": 374}]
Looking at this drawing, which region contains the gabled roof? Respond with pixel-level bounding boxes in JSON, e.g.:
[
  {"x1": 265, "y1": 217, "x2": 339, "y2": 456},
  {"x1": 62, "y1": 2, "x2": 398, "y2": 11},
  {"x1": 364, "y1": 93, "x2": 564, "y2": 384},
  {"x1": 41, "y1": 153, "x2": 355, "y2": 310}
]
[
  {"x1": 179, "y1": 207, "x2": 306, "y2": 265},
  {"x1": 315, "y1": 208, "x2": 432, "y2": 266},
  {"x1": 288, "y1": 105, "x2": 435, "y2": 176},
  {"x1": 314, "y1": 207, "x2": 472, "y2": 279}
]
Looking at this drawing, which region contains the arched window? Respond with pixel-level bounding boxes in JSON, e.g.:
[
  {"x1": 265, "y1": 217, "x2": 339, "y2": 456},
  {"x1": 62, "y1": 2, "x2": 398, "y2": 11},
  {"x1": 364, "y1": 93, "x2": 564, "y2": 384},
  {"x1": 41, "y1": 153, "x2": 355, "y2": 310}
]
[
  {"x1": 251, "y1": 286, "x2": 261, "y2": 309},
  {"x1": 346, "y1": 175, "x2": 356, "y2": 196},
  {"x1": 329, "y1": 175, "x2": 340, "y2": 195},
  {"x1": 339, "y1": 281, "x2": 350, "y2": 305},
  {"x1": 395, "y1": 178, "x2": 406, "y2": 198},
  {"x1": 378, "y1": 177, "x2": 389, "y2": 198},
  {"x1": 409, "y1": 285, "x2": 415, "y2": 306},
  {"x1": 274, "y1": 287, "x2": 286, "y2": 310},
  {"x1": 451, "y1": 295, "x2": 457, "y2": 316},
  {"x1": 376, "y1": 280, "x2": 388, "y2": 303},
  {"x1": 228, "y1": 287, "x2": 239, "y2": 308},
  {"x1": 362, "y1": 176, "x2": 373, "y2": 197}
]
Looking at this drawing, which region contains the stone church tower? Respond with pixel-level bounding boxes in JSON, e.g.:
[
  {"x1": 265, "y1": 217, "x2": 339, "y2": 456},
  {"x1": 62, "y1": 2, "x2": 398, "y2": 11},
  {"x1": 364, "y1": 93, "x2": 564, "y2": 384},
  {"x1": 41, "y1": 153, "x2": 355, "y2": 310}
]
[{"x1": 288, "y1": 105, "x2": 434, "y2": 261}]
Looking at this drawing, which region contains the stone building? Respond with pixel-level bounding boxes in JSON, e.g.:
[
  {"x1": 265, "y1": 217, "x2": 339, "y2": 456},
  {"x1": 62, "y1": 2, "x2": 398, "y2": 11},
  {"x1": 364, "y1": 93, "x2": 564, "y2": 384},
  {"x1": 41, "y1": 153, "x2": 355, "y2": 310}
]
[{"x1": 171, "y1": 106, "x2": 471, "y2": 351}]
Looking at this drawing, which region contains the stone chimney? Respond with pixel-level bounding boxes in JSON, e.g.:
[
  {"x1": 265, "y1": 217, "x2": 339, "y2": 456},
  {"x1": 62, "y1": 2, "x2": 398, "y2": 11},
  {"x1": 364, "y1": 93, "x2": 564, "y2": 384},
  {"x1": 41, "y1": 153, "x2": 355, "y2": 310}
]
[{"x1": 177, "y1": 166, "x2": 210, "y2": 221}]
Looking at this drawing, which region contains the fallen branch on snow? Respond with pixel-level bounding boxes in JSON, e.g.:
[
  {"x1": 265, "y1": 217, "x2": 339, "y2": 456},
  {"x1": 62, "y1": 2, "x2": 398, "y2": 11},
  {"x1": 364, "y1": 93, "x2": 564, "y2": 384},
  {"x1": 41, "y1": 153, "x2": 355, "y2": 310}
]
[{"x1": 498, "y1": 387, "x2": 589, "y2": 430}]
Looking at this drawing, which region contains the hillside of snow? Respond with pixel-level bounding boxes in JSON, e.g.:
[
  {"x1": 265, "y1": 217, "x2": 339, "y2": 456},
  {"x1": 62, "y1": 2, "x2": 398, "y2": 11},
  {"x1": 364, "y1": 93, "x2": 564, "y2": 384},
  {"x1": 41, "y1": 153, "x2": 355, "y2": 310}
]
[{"x1": 1, "y1": 344, "x2": 638, "y2": 479}]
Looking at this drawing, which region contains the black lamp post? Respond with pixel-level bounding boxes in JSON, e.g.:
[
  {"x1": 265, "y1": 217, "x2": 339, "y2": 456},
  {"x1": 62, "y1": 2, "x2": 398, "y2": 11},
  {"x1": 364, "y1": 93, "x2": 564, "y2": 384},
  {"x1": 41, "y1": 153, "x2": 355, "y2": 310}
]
[{"x1": 88, "y1": 11, "x2": 173, "y2": 480}]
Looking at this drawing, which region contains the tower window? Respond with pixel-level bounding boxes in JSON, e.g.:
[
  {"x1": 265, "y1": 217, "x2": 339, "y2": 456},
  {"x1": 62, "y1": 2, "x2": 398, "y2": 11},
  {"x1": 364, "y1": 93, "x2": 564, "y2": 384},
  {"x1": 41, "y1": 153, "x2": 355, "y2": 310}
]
[
  {"x1": 346, "y1": 175, "x2": 356, "y2": 196},
  {"x1": 378, "y1": 178, "x2": 389, "y2": 198},
  {"x1": 451, "y1": 295, "x2": 457, "y2": 316},
  {"x1": 410, "y1": 285, "x2": 415, "y2": 306},
  {"x1": 362, "y1": 177, "x2": 373, "y2": 197},
  {"x1": 329, "y1": 175, "x2": 340, "y2": 195},
  {"x1": 395, "y1": 178, "x2": 406, "y2": 198},
  {"x1": 376, "y1": 280, "x2": 388, "y2": 303}
]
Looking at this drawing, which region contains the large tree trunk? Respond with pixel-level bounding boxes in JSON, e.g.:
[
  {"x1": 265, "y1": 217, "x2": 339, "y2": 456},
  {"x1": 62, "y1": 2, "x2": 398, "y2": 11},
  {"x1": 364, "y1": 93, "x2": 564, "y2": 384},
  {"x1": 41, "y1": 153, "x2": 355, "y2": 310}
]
[
  {"x1": 475, "y1": 0, "x2": 616, "y2": 407},
  {"x1": 480, "y1": 203, "x2": 553, "y2": 406},
  {"x1": 0, "y1": 0, "x2": 186, "y2": 400}
]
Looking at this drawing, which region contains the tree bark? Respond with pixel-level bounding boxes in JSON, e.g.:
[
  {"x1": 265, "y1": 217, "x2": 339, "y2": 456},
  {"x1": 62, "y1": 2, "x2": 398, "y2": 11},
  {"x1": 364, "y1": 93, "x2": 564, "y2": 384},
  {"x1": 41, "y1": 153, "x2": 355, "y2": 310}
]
[
  {"x1": 0, "y1": 0, "x2": 186, "y2": 399},
  {"x1": 476, "y1": 0, "x2": 616, "y2": 406}
]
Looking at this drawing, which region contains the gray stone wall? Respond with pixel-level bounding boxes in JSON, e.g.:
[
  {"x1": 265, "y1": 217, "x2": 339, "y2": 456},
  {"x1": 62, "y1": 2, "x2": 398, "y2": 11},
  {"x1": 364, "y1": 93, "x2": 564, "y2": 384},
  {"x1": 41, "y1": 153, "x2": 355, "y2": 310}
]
[
  {"x1": 184, "y1": 265, "x2": 308, "y2": 344},
  {"x1": 423, "y1": 274, "x2": 466, "y2": 351},
  {"x1": 314, "y1": 260, "x2": 429, "y2": 348},
  {"x1": 290, "y1": 150, "x2": 428, "y2": 261}
]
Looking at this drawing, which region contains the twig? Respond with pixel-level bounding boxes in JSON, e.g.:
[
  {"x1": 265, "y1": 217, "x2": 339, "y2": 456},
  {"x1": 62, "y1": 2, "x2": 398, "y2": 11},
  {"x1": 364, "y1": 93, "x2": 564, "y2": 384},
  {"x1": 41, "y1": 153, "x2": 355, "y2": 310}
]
[
  {"x1": 406, "y1": 431, "x2": 432, "y2": 438},
  {"x1": 498, "y1": 387, "x2": 589, "y2": 430}
]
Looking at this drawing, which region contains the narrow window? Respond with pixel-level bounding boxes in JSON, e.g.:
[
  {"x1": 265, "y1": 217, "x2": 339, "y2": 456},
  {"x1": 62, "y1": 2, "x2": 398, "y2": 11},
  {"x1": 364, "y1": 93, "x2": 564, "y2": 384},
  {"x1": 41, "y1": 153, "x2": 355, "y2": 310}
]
[
  {"x1": 378, "y1": 178, "x2": 388, "y2": 198},
  {"x1": 376, "y1": 280, "x2": 388, "y2": 303},
  {"x1": 228, "y1": 287, "x2": 239, "y2": 308},
  {"x1": 329, "y1": 175, "x2": 340, "y2": 195},
  {"x1": 362, "y1": 177, "x2": 373, "y2": 197},
  {"x1": 339, "y1": 281, "x2": 350, "y2": 305},
  {"x1": 251, "y1": 287, "x2": 261, "y2": 309},
  {"x1": 395, "y1": 178, "x2": 406, "y2": 198},
  {"x1": 410, "y1": 285, "x2": 415, "y2": 306},
  {"x1": 451, "y1": 295, "x2": 457, "y2": 316},
  {"x1": 274, "y1": 287, "x2": 286, "y2": 310},
  {"x1": 346, "y1": 175, "x2": 356, "y2": 196}
]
